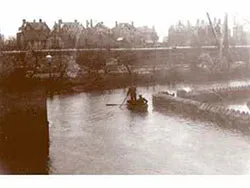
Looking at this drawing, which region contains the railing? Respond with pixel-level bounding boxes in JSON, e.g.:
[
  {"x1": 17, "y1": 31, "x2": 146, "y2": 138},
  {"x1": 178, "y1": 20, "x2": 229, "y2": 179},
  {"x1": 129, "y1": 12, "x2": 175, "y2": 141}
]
[{"x1": 1, "y1": 45, "x2": 250, "y2": 55}]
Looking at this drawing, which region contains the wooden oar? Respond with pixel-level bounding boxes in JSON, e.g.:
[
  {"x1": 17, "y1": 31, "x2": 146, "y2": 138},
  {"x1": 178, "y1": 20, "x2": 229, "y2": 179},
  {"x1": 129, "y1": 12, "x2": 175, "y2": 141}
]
[{"x1": 106, "y1": 104, "x2": 126, "y2": 106}]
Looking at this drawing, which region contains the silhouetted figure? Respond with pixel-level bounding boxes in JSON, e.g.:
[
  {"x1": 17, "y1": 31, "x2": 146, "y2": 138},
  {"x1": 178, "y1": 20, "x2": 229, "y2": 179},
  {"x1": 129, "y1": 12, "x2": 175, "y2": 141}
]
[
  {"x1": 127, "y1": 86, "x2": 137, "y2": 101},
  {"x1": 137, "y1": 95, "x2": 148, "y2": 104}
]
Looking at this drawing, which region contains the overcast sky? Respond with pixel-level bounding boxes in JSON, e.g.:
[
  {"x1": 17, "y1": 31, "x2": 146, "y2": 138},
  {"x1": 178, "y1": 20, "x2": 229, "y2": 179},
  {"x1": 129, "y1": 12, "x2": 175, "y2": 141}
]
[{"x1": 0, "y1": 0, "x2": 250, "y2": 40}]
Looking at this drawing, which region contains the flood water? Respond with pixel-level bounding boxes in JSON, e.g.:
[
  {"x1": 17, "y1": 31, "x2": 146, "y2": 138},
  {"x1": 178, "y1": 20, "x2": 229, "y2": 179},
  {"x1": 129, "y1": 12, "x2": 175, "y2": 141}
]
[{"x1": 47, "y1": 80, "x2": 250, "y2": 174}]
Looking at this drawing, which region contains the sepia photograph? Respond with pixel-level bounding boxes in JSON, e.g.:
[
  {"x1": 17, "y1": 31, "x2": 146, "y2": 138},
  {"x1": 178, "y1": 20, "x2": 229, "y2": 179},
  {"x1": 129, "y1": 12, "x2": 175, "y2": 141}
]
[{"x1": 1, "y1": 0, "x2": 250, "y2": 182}]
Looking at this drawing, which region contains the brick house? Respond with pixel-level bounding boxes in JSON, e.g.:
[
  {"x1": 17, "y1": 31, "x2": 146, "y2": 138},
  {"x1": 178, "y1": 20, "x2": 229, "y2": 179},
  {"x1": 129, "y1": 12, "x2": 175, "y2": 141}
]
[
  {"x1": 136, "y1": 26, "x2": 159, "y2": 45},
  {"x1": 17, "y1": 19, "x2": 50, "y2": 50},
  {"x1": 85, "y1": 20, "x2": 114, "y2": 48},
  {"x1": 232, "y1": 24, "x2": 247, "y2": 45},
  {"x1": 47, "y1": 19, "x2": 85, "y2": 49},
  {"x1": 111, "y1": 22, "x2": 138, "y2": 47}
]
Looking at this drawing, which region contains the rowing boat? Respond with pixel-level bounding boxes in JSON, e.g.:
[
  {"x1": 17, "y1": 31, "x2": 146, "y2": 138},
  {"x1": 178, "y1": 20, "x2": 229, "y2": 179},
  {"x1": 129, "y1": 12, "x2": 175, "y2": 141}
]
[{"x1": 127, "y1": 100, "x2": 148, "y2": 112}]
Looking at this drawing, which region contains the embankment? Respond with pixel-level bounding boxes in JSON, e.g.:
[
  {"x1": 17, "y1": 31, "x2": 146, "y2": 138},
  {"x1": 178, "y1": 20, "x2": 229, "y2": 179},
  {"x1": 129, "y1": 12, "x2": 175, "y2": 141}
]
[
  {"x1": 180, "y1": 85, "x2": 250, "y2": 103},
  {"x1": 153, "y1": 93, "x2": 250, "y2": 133}
]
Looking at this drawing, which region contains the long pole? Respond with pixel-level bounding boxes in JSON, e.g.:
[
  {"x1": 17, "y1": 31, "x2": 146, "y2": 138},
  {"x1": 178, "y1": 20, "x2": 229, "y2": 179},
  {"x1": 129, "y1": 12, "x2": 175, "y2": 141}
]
[{"x1": 119, "y1": 95, "x2": 128, "y2": 108}]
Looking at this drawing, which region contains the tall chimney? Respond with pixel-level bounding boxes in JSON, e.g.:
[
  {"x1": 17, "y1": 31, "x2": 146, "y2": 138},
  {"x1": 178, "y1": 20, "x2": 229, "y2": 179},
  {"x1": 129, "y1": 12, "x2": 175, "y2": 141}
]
[
  {"x1": 39, "y1": 19, "x2": 42, "y2": 23},
  {"x1": 33, "y1": 19, "x2": 36, "y2": 23},
  {"x1": 214, "y1": 18, "x2": 217, "y2": 25},
  {"x1": 90, "y1": 19, "x2": 93, "y2": 27},
  {"x1": 196, "y1": 19, "x2": 200, "y2": 26},
  {"x1": 86, "y1": 20, "x2": 89, "y2": 28},
  {"x1": 22, "y1": 19, "x2": 26, "y2": 25},
  {"x1": 58, "y1": 19, "x2": 62, "y2": 29},
  {"x1": 131, "y1": 21, "x2": 134, "y2": 27},
  {"x1": 74, "y1": 19, "x2": 77, "y2": 23},
  {"x1": 115, "y1": 21, "x2": 118, "y2": 27}
]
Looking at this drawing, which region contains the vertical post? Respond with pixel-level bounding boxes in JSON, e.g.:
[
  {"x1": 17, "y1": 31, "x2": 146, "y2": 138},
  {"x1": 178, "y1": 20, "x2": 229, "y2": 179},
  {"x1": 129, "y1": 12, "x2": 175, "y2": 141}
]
[
  {"x1": 46, "y1": 54, "x2": 52, "y2": 95},
  {"x1": 46, "y1": 54, "x2": 52, "y2": 80},
  {"x1": 59, "y1": 52, "x2": 62, "y2": 70},
  {"x1": 35, "y1": 52, "x2": 39, "y2": 70}
]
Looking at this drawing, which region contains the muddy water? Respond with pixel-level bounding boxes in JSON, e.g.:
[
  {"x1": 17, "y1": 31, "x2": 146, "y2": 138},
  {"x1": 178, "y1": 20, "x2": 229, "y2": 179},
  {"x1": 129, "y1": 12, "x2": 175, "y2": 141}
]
[{"x1": 47, "y1": 81, "x2": 250, "y2": 174}]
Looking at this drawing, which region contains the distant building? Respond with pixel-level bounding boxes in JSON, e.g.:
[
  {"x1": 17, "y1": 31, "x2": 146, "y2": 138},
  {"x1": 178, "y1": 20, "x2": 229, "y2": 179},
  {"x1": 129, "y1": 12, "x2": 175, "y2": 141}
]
[
  {"x1": 167, "y1": 17, "x2": 232, "y2": 47},
  {"x1": 0, "y1": 33, "x2": 4, "y2": 49},
  {"x1": 232, "y1": 24, "x2": 246, "y2": 45},
  {"x1": 111, "y1": 22, "x2": 138, "y2": 46},
  {"x1": 168, "y1": 23, "x2": 187, "y2": 46},
  {"x1": 245, "y1": 32, "x2": 250, "y2": 45},
  {"x1": 167, "y1": 26, "x2": 176, "y2": 46},
  {"x1": 48, "y1": 19, "x2": 85, "y2": 49},
  {"x1": 17, "y1": 19, "x2": 50, "y2": 50},
  {"x1": 136, "y1": 26, "x2": 159, "y2": 45},
  {"x1": 162, "y1": 36, "x2": 168, "y2": 43},
  {"x1": 85, "y1": 20, "x2": 114, "y2": 48}
]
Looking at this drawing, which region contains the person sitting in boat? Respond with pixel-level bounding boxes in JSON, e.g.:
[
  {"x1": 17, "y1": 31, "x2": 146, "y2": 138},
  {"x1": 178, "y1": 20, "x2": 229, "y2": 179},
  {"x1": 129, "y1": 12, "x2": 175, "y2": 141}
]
[
  {"x1": 127, "y1": 86, "x2": 137, "y2": 102},
  {"x1": 137, "y1": 95, "x2": 148, "y2": 105}
]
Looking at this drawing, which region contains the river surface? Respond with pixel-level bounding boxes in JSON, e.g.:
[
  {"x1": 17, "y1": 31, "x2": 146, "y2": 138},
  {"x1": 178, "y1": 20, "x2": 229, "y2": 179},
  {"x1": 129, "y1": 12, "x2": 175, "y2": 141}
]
[{"x1": 47, "y1": 81, "x2": 250, "y2": 174}]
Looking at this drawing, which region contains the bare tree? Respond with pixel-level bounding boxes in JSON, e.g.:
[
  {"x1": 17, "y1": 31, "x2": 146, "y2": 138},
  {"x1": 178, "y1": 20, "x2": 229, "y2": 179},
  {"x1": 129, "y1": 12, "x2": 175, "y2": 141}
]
[{"x1": 3, "y1": 36, "x2": 18, "y2": 51}]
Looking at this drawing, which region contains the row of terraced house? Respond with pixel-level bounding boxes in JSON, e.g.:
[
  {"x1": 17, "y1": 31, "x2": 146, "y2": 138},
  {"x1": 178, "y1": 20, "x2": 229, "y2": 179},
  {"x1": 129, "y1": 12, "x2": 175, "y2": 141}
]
[
  {"x1": 16, "y1": 19, "x2": 159, "y2": 50},
  {"x1": 166, "y1": 18, "x2": 250, "y2": 46}
]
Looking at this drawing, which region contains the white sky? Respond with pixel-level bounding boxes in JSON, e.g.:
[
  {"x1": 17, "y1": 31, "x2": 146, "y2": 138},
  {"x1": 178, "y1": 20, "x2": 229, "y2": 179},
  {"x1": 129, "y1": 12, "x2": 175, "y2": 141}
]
[{"x1": 1, "y1": 0, "x2": 250, "y2": 40}]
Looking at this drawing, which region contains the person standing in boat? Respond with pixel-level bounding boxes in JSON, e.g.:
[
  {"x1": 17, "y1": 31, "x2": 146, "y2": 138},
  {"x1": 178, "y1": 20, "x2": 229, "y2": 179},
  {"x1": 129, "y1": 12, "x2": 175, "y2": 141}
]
[{"x1": 127, "y1": 86, "x2": 137, "y2": 102}]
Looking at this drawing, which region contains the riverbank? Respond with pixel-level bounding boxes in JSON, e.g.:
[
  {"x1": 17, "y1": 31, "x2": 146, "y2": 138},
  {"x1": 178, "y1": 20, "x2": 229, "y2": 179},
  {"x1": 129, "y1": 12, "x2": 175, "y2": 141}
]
[
  {"x1": 2, "y1": 66, "x2": 249, "y2": 94},
  {"x1": 48, "y1": 67, "x2": 250, "y2": 94}
]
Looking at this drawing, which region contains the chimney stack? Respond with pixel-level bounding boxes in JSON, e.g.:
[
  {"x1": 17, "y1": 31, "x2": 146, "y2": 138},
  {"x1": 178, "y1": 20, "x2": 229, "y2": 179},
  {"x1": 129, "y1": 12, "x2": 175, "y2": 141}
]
[
  {"x1": 22, "y1": 19, "x2": 26, "y2": 24},
  {"x1": 74, "y1": 19, "x2": 77, "y2": 23},
  {"x1": 131, "y1": 21, "x2": 134, "y2": 27},
  {"x1": 196, "y1": 19, "x2": 200, "y2": 26},
  {"x1": 86, "y1": 20, "x2": 89, "y2": 28},
  {"x1": 214, "y1": 18, "x2": 217, "y2": 25},
  {"x1": 115, "y1": 21, "x2": 118, "y2": 27},
  {"x1": 39, "y1": 19, "x2": 42, "y2": 23},
  {"x1": 33, "y1": 19, "x2": 36, "y2": 23},
  {"x1": 90, "y1": 19, "x2": 93, "y2": 27},
  {"x1": 58, "y1": 19, "x2": 62, "y2": 29}
]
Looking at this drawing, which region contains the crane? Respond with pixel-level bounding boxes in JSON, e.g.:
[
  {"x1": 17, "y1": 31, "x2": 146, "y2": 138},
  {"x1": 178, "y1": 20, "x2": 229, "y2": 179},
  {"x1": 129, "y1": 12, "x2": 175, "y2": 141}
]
[
  {"x1": 206, "y1": 12, "x2": 220, "y2": 47},
  {"x1": 206, "y1": 12, "x2": 229, "y2": 67}
]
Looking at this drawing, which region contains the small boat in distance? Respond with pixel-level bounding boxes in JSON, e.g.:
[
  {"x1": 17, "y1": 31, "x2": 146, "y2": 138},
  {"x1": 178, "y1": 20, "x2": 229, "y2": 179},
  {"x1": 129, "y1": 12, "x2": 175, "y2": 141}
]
[{"x1": 126, "y1": 99, "x2": 148, "y2": 112}]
